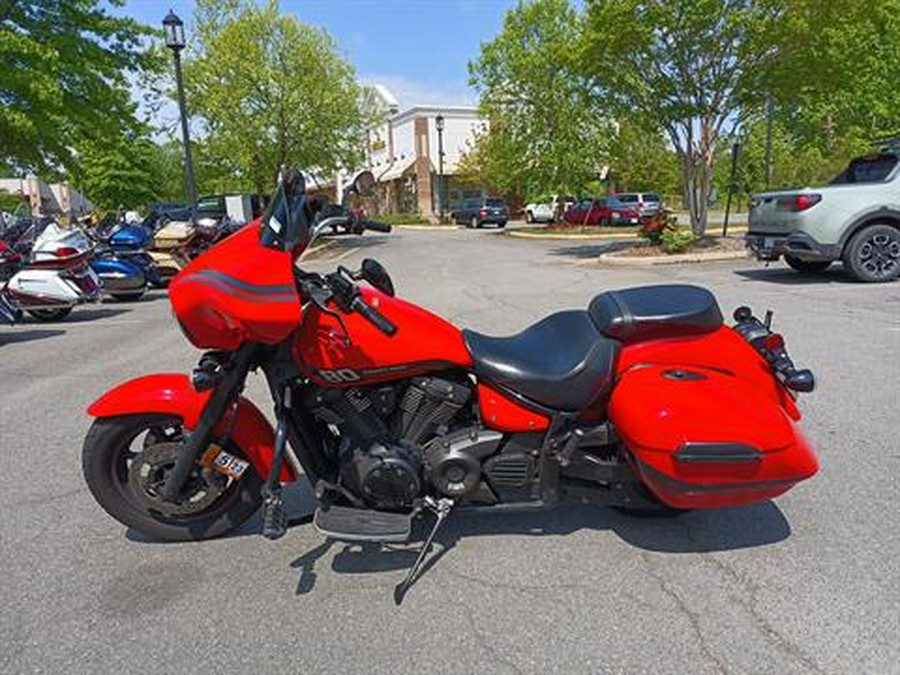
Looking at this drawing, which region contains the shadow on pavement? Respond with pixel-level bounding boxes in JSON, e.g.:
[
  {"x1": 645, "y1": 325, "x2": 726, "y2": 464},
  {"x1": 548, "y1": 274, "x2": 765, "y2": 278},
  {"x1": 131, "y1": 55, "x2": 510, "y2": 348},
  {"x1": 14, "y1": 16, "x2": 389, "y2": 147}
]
[
  {"x1": 733, "y1": 266, "x2": 854, "y2": 285},
  {"x1": 0, "y1": 328, "x2": 65, "y2": 345},
  {"x1": 288, "y1": 499, "x2": 790, "y2": 596},
  {"x1": 57, "y1": 307, "x2": 133, "y2": 323},
  {"x1": 548, "y1": 241, "x2": 632, "y2": 260}
]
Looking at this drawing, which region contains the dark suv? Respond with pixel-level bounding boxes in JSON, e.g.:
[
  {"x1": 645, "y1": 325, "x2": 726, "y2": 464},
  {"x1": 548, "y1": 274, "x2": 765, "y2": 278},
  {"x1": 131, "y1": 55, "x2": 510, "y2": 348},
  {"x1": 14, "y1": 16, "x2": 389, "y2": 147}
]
[{"x1": 452, "y1": 197, "x2": 509, "y2": 228}]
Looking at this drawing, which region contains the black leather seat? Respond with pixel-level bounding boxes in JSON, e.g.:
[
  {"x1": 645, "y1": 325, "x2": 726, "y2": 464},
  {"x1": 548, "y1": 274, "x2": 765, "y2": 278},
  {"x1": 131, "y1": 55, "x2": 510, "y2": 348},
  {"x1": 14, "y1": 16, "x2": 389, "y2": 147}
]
[
  {"x1": 588, "y1": 284, "x2": 722, "y2": 344},
  {"x1": 463, "y1": 311, "x2": 619, "y2": 411}
]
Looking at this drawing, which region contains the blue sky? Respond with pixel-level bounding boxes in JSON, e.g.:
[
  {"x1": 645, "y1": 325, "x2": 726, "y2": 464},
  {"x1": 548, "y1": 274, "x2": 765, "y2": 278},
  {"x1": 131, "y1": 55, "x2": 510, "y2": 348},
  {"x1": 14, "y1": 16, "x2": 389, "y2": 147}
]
[{"x1": 117, "y1": 0, "x2": 518, "y2": 108}]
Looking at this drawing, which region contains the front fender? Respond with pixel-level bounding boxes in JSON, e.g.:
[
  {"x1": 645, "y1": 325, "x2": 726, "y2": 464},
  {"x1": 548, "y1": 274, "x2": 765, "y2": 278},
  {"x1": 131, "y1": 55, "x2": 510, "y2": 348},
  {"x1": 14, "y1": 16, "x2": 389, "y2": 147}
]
[{"x1": 88, "y1": 374, "x2": 294, "y2": 481}]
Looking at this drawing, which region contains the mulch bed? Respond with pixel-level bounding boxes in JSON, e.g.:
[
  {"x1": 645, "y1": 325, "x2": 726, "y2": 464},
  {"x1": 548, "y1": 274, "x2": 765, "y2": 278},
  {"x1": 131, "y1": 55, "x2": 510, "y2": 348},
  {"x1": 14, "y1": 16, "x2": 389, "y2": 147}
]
[{"x1": 618, "y1": 236, "x2": 747, "y2": 258}]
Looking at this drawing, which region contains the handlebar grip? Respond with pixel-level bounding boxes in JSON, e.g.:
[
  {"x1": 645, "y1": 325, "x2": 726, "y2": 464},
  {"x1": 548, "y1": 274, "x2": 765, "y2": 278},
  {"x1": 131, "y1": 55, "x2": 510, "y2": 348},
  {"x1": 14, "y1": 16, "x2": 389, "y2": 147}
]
[
  {"x1": 351, "y1": 296, "x2": 397, "y2": 336},
  {"x1": 360, "y1": 220, "x2": 392, "y2": 233}
]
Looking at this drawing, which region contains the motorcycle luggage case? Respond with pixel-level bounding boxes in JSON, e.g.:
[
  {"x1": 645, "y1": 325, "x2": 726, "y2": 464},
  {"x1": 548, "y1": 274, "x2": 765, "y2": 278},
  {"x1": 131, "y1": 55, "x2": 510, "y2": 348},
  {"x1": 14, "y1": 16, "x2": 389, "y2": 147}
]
[{"x1": 608, "y1": 364, "x2": 818, "y2": 509}]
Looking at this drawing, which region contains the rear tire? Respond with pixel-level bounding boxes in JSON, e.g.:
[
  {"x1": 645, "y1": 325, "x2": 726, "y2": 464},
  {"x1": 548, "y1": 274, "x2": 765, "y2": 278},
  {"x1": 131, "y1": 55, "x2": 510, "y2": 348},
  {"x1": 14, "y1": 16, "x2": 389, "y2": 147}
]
[
  {"x1": 842, "y1": 223, "x2": 900, "y2": 282},
  {"x1": 784, "y1": 255, "x2": 832, "y2": 273},
  {"x1": 27, "y1": 307, "x2": 72, "y2": 322},
  {"x1": 82, "y1": 414, "x2": 263, "y2": 541},
  {"x1": 110, "y1": 289, "x2": 147, "y2": 302}
]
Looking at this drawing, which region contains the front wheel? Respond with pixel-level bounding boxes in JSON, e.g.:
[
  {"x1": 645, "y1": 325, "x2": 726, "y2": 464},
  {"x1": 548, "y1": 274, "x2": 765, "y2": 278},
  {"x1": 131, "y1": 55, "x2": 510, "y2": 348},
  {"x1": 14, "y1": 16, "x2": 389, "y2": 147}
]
[
  {"x1": 82, "y1": 414, "x2": 263, "y2": 541},
  {"x1": 784, "y1": 255, "x2": 832, "y2": 274},
  {"x1": 27, "y1": 307, "x2": 72, "y2": 322},
  {"x1": 469, "y1": 216, "x2": 479, "y2": 229},
  {"x1": 525, "y1": 211, "x2": 534, "y2": 224}
]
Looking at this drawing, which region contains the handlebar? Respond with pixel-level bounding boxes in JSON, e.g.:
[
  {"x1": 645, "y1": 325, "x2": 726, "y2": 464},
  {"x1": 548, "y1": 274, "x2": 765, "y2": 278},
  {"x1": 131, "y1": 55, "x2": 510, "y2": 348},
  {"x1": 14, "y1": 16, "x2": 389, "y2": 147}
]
[{"x1": 350, "y1": 295, "x2": 397, "y2": 336}]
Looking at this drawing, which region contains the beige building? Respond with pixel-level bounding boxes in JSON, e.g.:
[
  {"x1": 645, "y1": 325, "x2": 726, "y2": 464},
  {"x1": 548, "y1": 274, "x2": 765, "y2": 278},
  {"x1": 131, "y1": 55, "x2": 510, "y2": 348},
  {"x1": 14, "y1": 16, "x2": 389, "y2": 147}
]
[
  {"x1": 364, "y1": 86, "x2": 487, "y2": 217},
  {"x1": 0, "y1": 177, "x2": 94, "y2": 216}
]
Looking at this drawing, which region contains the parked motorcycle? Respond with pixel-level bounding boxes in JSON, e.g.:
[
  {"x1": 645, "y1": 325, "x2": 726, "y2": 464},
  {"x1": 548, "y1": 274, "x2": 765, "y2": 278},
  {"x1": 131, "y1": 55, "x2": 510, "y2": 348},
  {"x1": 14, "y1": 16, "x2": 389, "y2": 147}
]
[
  {"x1": 83, "y1": 169, "x2": 819, "y2": 602},
  {"x1": 94, "y1": 219, "x2": 163, "y2": 289},
  {"x1": 32, "y1": 222, "x2": 148, "y2": 302},
  {"x1": 2, "y1": 245, "x2": 100, "y2": 321}
]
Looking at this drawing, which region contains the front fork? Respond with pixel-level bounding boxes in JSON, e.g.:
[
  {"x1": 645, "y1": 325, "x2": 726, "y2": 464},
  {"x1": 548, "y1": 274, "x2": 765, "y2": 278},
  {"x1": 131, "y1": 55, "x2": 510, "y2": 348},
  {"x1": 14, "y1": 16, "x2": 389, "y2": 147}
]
[{"x1": 160, "y1": 343, "x2": 257, "y2": 501}]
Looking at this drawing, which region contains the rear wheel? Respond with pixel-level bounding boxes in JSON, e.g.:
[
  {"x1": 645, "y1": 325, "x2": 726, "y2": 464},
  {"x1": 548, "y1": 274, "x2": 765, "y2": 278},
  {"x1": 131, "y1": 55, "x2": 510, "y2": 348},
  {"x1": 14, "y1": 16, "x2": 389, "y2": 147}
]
[
  {"x1": 110, "y1": 289, "x2": 147, "y2": 302},
  {"x1": 27, "y1": 307, "x2": 72, "y2": 322},
  {"x1": 784, "y1": 255, "x2": 832, "y2": 273},
  {"x1": 82, "y1": 414, "x2": 263, "y2": 541},
  {"x1": 842, "y1": 224, "x2": 900, "y2": 282}
]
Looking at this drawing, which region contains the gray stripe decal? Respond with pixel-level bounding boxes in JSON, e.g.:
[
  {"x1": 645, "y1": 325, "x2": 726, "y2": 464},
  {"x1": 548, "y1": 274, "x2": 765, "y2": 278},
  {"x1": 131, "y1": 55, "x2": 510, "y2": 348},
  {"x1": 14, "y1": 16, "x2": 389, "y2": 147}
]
[
  {"x1": 182, "y1": 277, "x2": 298, "y2": 303},
  {"x1": 191, "y1": 270, "x2": 296, "y2": 295}
]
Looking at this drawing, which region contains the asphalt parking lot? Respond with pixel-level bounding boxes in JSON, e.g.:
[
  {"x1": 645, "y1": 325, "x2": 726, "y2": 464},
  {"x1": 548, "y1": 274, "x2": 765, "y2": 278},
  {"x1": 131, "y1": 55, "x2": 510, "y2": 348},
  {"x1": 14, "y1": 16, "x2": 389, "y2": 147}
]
[{"x1": 1, "y1": 227, "x2": 897, "y2": 674}]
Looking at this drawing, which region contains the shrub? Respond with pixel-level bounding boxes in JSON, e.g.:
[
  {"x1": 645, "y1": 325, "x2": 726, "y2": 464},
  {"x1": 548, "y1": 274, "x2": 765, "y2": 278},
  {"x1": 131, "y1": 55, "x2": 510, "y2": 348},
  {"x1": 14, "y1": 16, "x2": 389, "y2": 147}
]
[
  {"x1": 376, "y1": 213, "x2": 429, "y2": 225},
  {"x1": 639, "y1": 210, "x2": 676, "y2": 245},
  {"x1": 660, "y1": 227, "x2": 698, "y2": 253}
]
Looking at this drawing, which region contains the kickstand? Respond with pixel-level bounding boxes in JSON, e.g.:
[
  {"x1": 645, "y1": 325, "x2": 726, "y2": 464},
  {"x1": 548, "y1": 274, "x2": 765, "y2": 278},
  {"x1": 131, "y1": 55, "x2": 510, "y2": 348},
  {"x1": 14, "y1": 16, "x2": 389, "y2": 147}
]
[{"x1": 393, "y1": 497, "x2": 453, "y2": 605}]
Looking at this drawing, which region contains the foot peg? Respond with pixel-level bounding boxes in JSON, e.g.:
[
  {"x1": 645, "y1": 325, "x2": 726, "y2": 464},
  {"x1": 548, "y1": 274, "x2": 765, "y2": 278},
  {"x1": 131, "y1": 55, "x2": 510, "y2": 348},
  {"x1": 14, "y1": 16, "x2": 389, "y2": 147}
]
[
  {"x1": 394, "y1": 497, "x2": 453, "y2": 605},
  {"x1": 314, "y1": 504, "x2": 412, "y2": 542},
  {"x1": 262, "y1": 486, "x2": 287, "y2": 540}
]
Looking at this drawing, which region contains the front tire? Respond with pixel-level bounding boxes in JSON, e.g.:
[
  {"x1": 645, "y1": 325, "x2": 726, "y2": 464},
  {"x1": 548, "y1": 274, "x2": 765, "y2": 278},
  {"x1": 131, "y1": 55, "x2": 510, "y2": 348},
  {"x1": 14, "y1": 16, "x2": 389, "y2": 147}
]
[
  {"x1": 784, "y1": 255, "x2": 832, "y2": 273},
  {"x1": 28, "y1": 307, "x2": 72, "y2": 322},
  {"x1": 469, "y1": 216, "x2": 479, "y2": 229},
  {"x1": 842, "y1": 224, "x2": 900, "y2": 282},
  {"x1": 525, "y1": 211, "x2": 534, "y2": 224},
  {"x1": 82, "y1": 414, "x2": 263, "y2": 541}
]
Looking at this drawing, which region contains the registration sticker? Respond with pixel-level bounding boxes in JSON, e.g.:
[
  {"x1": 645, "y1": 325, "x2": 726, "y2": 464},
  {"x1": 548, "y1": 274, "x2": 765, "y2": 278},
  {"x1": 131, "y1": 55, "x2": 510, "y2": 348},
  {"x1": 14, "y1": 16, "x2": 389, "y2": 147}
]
[{"x1": 202, "y1": 445, "x2": 250, "y2": 480}]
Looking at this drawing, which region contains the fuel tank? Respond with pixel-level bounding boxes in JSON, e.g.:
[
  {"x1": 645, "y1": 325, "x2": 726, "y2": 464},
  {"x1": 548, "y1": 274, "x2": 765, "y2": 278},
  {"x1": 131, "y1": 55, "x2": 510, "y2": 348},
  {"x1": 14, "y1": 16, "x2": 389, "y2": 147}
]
[
  {"x1": 169, "y1": 223, "x2": 301, "y2": 350},
  {"x1": 293, "y1": 286, "x2": 473, "y2": 386}
]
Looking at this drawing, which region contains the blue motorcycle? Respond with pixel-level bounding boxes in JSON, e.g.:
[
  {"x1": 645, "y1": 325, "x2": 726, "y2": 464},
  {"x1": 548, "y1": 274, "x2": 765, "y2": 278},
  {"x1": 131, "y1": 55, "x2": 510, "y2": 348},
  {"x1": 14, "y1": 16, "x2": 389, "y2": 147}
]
[{"x1": 104, "y1": 224, "x2": 164, "y2": 288}]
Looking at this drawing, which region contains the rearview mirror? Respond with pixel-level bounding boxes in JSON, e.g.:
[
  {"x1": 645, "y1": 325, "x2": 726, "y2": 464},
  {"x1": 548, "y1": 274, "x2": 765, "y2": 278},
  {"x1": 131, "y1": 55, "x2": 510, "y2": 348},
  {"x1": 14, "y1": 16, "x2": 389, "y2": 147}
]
[
  {"x1": 361, "y1": 258, "x2": 394, "y2": 296},
  {"x1": 353, "y1": 170, "x2": 376, "y2": 197}
]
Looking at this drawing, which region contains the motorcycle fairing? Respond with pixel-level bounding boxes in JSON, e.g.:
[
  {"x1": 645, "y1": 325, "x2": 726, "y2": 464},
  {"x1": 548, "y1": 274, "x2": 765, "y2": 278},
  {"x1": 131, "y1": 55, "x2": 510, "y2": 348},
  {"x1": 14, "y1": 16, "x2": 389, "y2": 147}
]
[
  {"x1": 477, "y1": 383, "x2": 550, "y2": 432},
  {"x1": 87, "y1": 374, "x2": 294, "y2": 482},
  {"x1": 169, "y1": 225, "x2": 301, "y2": 350}
]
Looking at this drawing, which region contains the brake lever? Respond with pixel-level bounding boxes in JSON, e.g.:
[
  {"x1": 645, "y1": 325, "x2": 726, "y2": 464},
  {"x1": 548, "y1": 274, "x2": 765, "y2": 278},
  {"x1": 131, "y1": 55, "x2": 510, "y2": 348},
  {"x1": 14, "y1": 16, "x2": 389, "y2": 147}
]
[{"x1": 306, "y1": 282, "x2": 352, "y2": 345}]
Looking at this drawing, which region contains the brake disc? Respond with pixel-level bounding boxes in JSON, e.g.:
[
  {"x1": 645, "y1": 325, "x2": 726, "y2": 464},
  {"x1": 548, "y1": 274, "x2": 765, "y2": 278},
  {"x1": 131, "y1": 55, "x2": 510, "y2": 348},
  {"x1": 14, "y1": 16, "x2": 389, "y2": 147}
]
[{"x1": 127, "y1": 440, "x2": 228, "y2": 517}]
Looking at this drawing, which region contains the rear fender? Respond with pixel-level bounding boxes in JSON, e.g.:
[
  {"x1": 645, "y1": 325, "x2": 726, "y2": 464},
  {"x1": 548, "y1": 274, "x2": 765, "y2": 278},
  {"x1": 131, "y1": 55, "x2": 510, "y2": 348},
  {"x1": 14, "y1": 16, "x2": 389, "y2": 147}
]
[{"x1": 88, "y1": 374, "x2": 294, "y2": 481}]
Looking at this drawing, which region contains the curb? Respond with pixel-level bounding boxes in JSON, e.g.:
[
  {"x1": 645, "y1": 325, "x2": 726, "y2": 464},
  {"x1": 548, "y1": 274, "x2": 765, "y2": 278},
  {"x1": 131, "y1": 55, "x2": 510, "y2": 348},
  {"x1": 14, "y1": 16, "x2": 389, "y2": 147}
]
[
  {"x1": 395, "y1": 224, "x2": 461, "y2": 231},
  {"x1": 508, "y1": 228, "x2": 748, "y2": 241},
  {"x1": 598, "y1": 249, "x2": 751, "y2": 266}
]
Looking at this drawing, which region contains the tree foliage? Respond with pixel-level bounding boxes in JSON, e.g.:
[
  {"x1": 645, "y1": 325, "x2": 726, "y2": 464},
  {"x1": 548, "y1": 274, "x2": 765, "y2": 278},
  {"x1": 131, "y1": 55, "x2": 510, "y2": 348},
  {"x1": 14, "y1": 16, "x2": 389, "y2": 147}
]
[
  {"x1": 183, "y1": 0, "x2": 368, "y2": 195},
  {"x1": 582, "y1": 0, "x2": 900, "y2": 232},
  {"x1": 0, "y1": 0, "x2": 159, "y2": 174},
  {"x1": 467, "y1": 0, "x2": 613, "y2": 200}
]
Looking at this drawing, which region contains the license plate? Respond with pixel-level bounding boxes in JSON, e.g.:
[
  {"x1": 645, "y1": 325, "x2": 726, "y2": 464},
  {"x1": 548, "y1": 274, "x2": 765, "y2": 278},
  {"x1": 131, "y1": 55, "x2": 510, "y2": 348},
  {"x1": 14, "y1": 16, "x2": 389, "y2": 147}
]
[{"x1": 203, "y1": 446, "x2": 250, "y2": 479}]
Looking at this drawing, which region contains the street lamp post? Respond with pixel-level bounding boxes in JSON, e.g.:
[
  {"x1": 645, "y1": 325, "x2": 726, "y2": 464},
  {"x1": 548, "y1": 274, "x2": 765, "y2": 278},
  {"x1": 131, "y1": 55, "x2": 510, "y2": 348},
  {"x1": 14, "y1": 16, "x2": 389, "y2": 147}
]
[
  {"x1": 435, "y1": 114, "x2": 445, "y2": 219},
  {"x1": 163, "y1": 10, "x2": 198, "y2": 225}
]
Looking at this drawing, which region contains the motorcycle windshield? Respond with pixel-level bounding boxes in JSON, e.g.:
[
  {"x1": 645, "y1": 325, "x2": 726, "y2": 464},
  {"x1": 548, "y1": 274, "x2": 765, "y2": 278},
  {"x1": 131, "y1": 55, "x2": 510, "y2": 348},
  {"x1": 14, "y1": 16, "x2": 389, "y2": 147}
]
[{"x1": 259, "y1": 177, "x2": 310, "y2": 255}]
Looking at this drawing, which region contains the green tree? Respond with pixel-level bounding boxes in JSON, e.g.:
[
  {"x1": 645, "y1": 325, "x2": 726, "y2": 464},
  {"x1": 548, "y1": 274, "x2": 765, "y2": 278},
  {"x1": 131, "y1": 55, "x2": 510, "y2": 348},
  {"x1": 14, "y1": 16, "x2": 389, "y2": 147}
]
[
  {"x1": 608, "y1": 119, "x2": 681, "y2": 200},
  {"x1": 0, "y1": 0, "x2": 159, "y2": 174},
  {"x1": 583, "y1": 0, "x2": 900, "y2": 234},
  {"x1": 468, "y1": 0, "x2": 613, "y2": 200},
  {"x1": 183, "y1": 0, "x2": 368, "y2": 196}
]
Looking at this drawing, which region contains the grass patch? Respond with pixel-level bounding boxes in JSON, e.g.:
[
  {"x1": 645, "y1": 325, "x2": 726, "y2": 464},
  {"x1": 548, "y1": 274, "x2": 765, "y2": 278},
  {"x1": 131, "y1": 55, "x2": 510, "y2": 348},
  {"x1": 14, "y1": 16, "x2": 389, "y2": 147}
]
[
  {"x1": 376, "y1": 213, "x2": 430, "y2": 226},
  {"x1": 517, "y1": 224, "x2": 641, "y2": 235}
]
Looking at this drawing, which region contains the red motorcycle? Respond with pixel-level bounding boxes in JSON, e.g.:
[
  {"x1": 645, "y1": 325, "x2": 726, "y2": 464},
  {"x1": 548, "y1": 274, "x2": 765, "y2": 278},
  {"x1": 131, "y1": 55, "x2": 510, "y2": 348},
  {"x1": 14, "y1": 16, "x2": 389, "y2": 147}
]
[{"x1": 83, "y1": 170, "x2": 818, "y2": 602}]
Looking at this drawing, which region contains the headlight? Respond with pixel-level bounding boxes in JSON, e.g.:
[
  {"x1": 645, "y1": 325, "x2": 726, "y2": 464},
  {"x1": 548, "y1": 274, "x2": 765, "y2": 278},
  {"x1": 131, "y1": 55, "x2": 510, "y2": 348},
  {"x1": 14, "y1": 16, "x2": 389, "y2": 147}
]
[{"x1": 612, "y1": 211, "x2": 621, "y2": 219}]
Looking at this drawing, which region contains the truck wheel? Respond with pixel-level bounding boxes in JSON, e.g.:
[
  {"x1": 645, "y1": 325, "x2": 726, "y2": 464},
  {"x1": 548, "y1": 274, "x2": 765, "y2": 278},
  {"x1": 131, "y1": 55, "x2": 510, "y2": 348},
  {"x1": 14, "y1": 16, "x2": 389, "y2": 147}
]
[
  {"x1": 842, "y1": 224, "x2": 900, "y2": 282},
  {"x1": 469, "y1": 216, "x2": 479, "y2": 229},
  {"x1": 784, "y1": 255, "x2": 832, "y2": 273},
  {"x1": 525, "y1": 211, "x2": 534, "y2": 224}
]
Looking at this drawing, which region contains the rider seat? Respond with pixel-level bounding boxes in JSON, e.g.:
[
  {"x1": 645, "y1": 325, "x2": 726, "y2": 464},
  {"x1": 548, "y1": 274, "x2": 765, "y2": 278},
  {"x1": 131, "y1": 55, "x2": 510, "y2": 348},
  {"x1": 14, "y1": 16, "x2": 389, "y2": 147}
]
[
  {"x1": 588, "y1": 284, "x2": 722, "y2": 344},
  {"x1": 463, "y1": 311, "x2": 619, "y2": 411}
]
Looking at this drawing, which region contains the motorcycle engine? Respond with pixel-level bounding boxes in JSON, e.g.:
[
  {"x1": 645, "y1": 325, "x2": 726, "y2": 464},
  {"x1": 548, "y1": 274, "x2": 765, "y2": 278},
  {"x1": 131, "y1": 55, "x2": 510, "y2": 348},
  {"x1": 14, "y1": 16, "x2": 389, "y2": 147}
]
[{"x1": 307, "y1": 376, "x2": 475, "y2": 509}]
